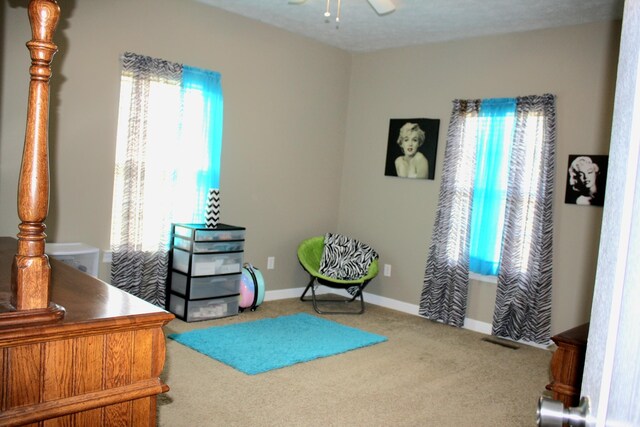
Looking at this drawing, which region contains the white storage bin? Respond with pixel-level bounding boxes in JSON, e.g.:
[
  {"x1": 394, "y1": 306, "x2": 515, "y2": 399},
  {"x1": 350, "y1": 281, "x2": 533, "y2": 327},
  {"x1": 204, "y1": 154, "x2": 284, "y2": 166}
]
[
  {"x1": 46, "y1": 242, "x2": 99, "y2": 277},
  {"x1": 172, "y1": 249, "x2": 243, "y2": 276},
  {"x1": 171, "y1": 271, "x2": 241, "y2": 299}
]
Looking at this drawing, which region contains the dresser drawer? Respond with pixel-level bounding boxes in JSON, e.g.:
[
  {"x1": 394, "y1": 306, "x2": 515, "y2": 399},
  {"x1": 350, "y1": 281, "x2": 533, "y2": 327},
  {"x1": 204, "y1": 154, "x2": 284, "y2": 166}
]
[
  {"x1": 169, "y1": 294, "x2": 239, "y2": 322},
  {"x1": 171, "y1": 271, "x2": 241, "y2": 299},
  {"x1": 172, "y1": 249, "x2": 243, "y2": 276},
  {"x1": 173, "y1": 236, "x2": 245, "y2": 253},
  {"x1": 173, "y1": 224, "x2": 245, "y2": 242}
]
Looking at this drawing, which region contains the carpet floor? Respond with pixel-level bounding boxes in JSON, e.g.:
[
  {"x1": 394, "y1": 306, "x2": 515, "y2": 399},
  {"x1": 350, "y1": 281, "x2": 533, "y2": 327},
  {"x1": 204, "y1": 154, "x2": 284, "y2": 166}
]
[{"x1": 158, "y1": 297, "x2": 553, "y2": 426}]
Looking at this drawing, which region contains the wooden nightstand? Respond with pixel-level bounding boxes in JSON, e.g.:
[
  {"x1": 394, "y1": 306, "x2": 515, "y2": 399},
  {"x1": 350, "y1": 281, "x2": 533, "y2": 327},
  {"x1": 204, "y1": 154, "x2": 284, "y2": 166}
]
[{"x1": 546, "y1": 323, "x2": 589, "y2": 407}]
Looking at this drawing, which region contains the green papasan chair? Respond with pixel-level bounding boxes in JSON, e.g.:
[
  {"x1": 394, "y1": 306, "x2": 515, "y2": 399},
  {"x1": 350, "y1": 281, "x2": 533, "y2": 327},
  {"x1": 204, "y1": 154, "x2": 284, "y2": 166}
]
[{"x1": 297, "y1": 235, "x2": 379, "y2": 314}]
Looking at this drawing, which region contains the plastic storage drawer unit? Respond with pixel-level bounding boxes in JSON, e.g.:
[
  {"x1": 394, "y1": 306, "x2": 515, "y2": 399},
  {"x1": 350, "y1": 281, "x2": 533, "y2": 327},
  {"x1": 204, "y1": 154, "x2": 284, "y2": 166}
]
[{"x1": 167, "y1": 223, "x2": 246, "y2": 322}]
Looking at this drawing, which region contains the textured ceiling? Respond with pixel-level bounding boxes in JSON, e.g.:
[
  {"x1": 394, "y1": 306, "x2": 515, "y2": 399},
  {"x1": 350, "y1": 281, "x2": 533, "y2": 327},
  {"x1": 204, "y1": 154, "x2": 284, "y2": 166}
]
[{"x1": 194, "y1": 0, "x2": 624, "y2": 52}]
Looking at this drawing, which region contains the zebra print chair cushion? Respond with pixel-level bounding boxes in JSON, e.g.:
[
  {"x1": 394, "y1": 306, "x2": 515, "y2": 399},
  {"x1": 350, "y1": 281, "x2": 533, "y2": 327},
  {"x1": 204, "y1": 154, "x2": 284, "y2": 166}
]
[{"x1": 319, "y1": 233, "x2": 378, "y2": 281}]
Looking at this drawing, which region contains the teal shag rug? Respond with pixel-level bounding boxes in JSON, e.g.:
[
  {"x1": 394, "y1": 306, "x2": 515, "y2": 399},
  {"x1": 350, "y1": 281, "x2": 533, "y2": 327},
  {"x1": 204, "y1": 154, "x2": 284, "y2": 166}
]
[{"x1": 168, "y1": 313, "x2": 387, "y2": 375}]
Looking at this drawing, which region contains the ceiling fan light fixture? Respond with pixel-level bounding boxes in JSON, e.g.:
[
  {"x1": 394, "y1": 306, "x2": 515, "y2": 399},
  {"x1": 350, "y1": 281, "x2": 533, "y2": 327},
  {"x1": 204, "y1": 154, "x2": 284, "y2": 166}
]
[
  {"x1": 367, "y1": 0, "x2": 396, "y2": 15},
  {"x1": 290, "y1": 0, "x2": 394, "y2": 25}
]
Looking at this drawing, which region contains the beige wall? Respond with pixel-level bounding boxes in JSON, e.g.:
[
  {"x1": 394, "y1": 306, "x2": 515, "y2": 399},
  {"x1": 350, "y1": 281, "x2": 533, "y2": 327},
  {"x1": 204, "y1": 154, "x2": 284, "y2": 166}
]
[
  {"x1": 339, "y1": 21, "x2": 620, "y2": 334},
  {"x1": 1, "y1": 1, "x2": 619, "y2": 335},
  {"x1": 1, "y1": 0, "x2": 350, "y2": 288}
]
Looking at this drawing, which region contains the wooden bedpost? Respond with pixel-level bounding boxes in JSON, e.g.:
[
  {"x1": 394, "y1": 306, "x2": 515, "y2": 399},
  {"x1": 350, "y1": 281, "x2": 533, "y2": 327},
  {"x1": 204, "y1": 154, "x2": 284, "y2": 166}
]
[
  {"x1": 10, "y1": 0, "x2": 63, "y2": 316},
  {"x1": 0, "y1": 2, "x2": 172, "y2": 423}
]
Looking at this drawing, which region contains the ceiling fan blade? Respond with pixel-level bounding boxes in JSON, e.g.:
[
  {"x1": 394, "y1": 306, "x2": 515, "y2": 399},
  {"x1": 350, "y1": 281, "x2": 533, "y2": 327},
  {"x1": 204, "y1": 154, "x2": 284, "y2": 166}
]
[{"x1": 367, "y1": 0, "x2": 395, "y2": 15}]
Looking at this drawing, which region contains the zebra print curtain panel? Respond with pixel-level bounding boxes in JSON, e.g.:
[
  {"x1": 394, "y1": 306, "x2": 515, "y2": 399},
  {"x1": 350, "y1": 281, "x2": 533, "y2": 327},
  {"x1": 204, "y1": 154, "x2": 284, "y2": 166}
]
[
  {"x1": 492, "y1": 94, "x2": 556, "y2": 344},
  {"x1": 419, "y1": 99, "x2": 481, "y2": 327},
  {"x1": 419, "y1": 95, "x2": 556, "y2": 345},
  {"x1": 110, "y1": 53, "x2": 184, "y2": 306}
]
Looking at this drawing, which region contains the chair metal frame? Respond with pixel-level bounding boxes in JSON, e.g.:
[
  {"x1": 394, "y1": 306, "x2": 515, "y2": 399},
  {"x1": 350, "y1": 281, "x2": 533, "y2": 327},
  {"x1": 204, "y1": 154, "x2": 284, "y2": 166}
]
[
  {"x1": 297, "y1": 236, "x2": 378, "y2": 315},
  {"x1": 300, "y1": 277, "x2": 368, "y2": 314}
]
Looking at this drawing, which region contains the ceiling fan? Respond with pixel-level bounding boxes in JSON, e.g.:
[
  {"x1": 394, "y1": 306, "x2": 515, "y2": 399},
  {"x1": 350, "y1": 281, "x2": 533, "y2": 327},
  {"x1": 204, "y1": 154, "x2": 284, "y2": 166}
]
[{"x1": 288, "y1": 0, "x2": 396, "y2": 21}]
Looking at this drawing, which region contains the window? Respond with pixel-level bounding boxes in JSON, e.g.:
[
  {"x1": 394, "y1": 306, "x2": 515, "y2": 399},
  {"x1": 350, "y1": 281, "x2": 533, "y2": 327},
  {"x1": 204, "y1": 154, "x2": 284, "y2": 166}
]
[
  {"x1": 468, "y1": 99, "x2": 516, "y2": 277},
  {"x1": 465, "y1": 101, "x2": 549, "y2": 278},
  {"x1": 110, "y1": 53, "x2": 223, "y2": 305}
]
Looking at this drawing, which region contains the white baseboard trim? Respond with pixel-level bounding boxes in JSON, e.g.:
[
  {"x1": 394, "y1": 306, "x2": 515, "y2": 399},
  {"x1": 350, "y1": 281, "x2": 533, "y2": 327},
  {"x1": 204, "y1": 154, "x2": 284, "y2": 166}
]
[
  {"x1": 269, "y1": 288, "x2": 552, "y2": 349},
  {"x1": 263, "y1": 287, "x2": 306, "y2": 301},
  {"x1": 463, "y1": 317, "x2": 493, "y2": 335},
  {"x1": 264, "y1": 288, "x2": 493, "y2": 336}
]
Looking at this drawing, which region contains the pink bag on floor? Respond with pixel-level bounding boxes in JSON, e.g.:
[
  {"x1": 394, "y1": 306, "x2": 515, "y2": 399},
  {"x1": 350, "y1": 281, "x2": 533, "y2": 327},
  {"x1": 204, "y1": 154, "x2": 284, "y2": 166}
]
[{"x1": 239, "y1": 263, "x2": 265, "y2": 311}]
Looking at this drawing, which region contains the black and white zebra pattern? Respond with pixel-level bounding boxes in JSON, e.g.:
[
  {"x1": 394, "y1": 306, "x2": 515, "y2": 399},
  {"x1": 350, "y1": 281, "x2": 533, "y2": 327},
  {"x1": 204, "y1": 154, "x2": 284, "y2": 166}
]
[
  {"x1": 205, "y1": 188, "x2": 220, "y2": 228},
  {"x1": 419, "y1": 99, "x2": 481, "y2": 327},
  {"x1": 111, "y1": 247, "x2": 169, "y2": 307},
  {"x1": 110, "y1": 53, "x2": 183, "y2": 307},
  {"x1": 121, "y1": 52, "x2": 183, "y2": 82},
  {"x1": 420, "y1": 95, "x2": 556, "y2": 344},
  {"x1": 492, "y1": 94, "x2": 556, "y2": 344},
  {"x1": 319, "y1": 233, "x2": 378, "y2": 281}
]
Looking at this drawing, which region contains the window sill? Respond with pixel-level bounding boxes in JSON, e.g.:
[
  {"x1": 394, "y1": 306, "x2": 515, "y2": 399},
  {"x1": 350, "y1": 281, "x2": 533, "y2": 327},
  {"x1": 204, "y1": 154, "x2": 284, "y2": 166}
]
[{"x1": 469, "y1": 272, "x2": 497, "y2": 284}]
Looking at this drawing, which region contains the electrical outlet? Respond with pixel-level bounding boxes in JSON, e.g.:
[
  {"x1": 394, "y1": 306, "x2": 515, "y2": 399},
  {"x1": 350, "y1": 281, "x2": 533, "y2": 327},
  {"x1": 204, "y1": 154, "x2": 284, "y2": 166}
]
[
  {"x1": 267, "y1": 256, "x2": 275, "y2": 270},
  {"x1": 383, "y1": 264, "x2": 391, "y2": 277}
]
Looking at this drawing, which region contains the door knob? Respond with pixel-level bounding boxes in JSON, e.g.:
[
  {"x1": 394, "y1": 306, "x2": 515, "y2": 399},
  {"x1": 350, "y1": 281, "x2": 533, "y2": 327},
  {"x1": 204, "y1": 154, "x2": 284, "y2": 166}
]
[{"x1": 537, "y1": 396, "x2": 590, "y2": 427}]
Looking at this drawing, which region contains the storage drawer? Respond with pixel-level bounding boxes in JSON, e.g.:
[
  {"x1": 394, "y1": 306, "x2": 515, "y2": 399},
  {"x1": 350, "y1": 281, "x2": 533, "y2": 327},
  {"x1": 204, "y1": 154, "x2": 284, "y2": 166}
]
[
  {"x1": 172, "y1": 249, "x2": 243, "y2": 276},
  {"x1": 173, "y1": 236, "x2": 245, "y2": 253},
  {"x1": 171, "y1": 271, "x2": 241, "y2": 299},
  {"x1": 169, "y1": 294, "x2": 239, "y2": 322},
  {"x1": 174, "y1": 224, "x2": 245, "y2": 242}
]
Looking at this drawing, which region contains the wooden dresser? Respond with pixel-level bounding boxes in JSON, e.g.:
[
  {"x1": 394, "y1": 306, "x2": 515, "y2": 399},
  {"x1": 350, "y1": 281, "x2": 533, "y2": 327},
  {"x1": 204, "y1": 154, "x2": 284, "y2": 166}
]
[
  {"x1": 0, "y1": 238, "x2": 174, "y2": 426},
  {"x1": 0, "y1": 2, "x2": 173, "y2": 424},
  {"x1": 545, "y1": 322, "x2": 589, "y2": 408}
]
